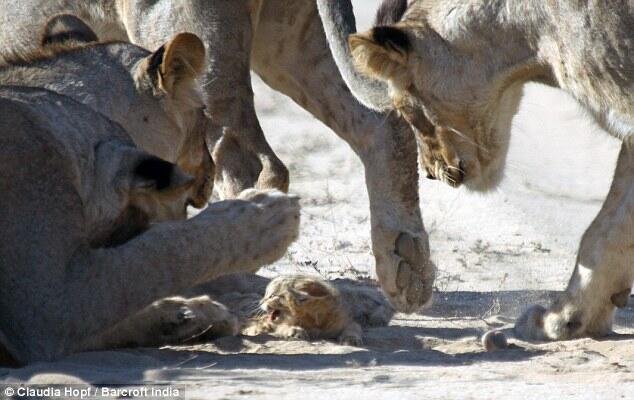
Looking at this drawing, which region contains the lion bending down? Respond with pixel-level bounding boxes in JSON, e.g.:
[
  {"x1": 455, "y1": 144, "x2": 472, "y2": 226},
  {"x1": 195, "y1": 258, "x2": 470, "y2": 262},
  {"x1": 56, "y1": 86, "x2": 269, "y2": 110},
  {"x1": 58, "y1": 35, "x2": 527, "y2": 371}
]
[
  {"x1": 0, "y1": 86, "x2": 299, "y2": 365},
  {"x1": 333, "y1": 0, "x2": 634, "y2": 340}
]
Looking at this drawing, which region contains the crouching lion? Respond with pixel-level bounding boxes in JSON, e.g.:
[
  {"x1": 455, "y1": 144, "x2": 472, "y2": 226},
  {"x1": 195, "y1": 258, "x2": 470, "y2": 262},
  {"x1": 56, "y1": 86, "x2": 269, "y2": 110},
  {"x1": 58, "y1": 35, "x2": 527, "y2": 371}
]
[{"x1": 0, "y1": 86, "x2": 299, "y2": 365}]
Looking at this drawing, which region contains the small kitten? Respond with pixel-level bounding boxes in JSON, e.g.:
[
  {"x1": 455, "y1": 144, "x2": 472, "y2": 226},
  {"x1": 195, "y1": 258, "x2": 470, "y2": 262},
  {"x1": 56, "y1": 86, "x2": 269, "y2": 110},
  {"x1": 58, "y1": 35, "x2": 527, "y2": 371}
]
[{"x1": 242, "y1": 275, "x2": 364, "y2": 345}]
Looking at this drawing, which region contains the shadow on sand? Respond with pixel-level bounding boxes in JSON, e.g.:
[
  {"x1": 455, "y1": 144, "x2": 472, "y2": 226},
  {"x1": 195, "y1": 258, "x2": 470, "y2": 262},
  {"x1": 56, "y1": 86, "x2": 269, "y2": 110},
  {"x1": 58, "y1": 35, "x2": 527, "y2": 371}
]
[{"x1": 2, "y1": 289, "x2": 632, "y2": 384}]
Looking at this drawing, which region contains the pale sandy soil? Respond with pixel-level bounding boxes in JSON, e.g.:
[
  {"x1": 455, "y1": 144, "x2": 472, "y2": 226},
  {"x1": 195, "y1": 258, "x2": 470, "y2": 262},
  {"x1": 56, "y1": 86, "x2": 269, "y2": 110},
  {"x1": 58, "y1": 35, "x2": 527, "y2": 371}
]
[{"x1": 1, "y1": 2, "x2": 633, "y2": 399}]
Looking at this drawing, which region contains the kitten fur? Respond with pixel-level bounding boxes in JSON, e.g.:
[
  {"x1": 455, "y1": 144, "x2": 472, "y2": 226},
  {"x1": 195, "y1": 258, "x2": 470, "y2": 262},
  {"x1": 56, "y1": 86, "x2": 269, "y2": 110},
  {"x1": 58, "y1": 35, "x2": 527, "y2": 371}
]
[{"x1": 191, "y1": 274, "x2": 395, "y2": 345}]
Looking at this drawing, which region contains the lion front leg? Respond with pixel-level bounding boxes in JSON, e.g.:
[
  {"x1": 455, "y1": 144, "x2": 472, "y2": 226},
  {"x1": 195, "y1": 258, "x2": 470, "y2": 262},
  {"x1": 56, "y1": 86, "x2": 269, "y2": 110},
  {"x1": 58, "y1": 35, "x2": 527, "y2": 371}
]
[
  {"x1": 26, "y1": 190, "x2": 298, "y2": 363},
  {"x1": 516, "y1": 141, "x2": 634, "y2": 340},
  {"x1": 251, "y1": 1, "x2": 434, "y2": 312},
  {"x1": 362, "y1": 117, "x2": 436, "y2": 313},
  {"x1": 81, "y1": 296, "x2": 239, "y2": 350}
]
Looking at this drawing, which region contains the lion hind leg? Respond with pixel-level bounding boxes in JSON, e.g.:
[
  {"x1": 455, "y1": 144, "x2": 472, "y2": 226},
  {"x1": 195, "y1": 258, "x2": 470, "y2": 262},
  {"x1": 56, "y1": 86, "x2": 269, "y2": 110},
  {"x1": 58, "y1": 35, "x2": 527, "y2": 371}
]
[{"x1": 516, "y1": 141, "x2": 634, "y2": 340}]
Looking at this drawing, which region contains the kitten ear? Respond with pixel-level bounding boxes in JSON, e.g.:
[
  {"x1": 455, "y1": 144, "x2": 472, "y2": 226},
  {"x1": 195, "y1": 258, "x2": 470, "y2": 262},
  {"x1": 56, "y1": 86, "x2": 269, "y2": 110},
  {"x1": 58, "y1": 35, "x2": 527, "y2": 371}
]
[
  {"x1": 349, "y1": 26, "x2": 410, "y2": 82},
  {"x1": 297, "y1": 281, "x2": 331, "y2": 298},
  {"x1": 288, "y1": 288, "x2": 310, "y2": 303}
]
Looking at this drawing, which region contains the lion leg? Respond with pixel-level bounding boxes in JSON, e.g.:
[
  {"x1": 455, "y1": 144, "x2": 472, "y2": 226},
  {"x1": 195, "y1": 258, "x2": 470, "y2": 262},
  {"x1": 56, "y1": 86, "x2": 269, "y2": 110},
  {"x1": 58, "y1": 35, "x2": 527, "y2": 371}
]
[
  {"x1": 81, "y1": 296, "x2": 239, "y2": 350},
  {"x1": 119, "y1": 0, "x2": 288, "y2": 198},
  {"x1": 251, "y1": 1, "x2": 434, "y2": 312},
  {"x1": 70, "y1": 189, "x2": 299, "y2": 347},
  {"x1": 10, "y1": 190, "x2": 298, "y2": 363},
  {"x1": 516, "y1": 141, "x2": 634, "y2": 340}
]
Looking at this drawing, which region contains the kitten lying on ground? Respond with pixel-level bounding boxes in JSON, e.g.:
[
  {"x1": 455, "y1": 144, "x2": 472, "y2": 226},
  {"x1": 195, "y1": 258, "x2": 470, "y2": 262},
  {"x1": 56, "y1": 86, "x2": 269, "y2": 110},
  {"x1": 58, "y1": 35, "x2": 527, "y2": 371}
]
[
  {"x1": 188, "y1": 274, "x2": 395, "y2": 346},
  {"x1": 243, "y1": 276, "x2": 364, "y2": 345}
]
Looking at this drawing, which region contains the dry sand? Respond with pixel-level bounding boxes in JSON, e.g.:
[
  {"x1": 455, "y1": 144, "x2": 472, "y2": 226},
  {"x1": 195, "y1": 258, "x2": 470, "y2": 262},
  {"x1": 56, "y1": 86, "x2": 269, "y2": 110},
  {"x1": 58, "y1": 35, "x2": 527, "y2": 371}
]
[{"x1": 1, "y1": 1, "x2": 633, "y2": 398}]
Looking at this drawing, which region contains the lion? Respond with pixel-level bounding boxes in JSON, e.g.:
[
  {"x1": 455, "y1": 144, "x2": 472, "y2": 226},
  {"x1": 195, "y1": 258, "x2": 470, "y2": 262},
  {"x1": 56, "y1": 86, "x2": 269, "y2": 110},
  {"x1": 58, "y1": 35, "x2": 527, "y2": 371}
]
[
  {"x1": 335, "y1": 0, "x2": 634, "y2": 340},
  {"x1": 0, "y1": 15, "x2": 214, "y2": 208},
  {"x1": 0, "y1": 0, "x2": 436, "y2": 313},
  {"x1": 0, "y1": 84, "x2": 300, "y2": 365},
  {"x1": 0, "y1": 20, "x2": 263, "y2": 361}
]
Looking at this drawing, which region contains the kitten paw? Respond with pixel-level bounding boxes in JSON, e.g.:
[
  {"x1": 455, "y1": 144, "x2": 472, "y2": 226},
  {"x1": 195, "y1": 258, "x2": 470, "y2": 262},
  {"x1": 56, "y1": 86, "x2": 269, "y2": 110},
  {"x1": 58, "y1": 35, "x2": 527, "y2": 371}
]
[
  {"x1": 285, "y1": 326, "x2": 310, "y2": 341},
  {"x1": 339, "y1": 335, "x2": 363, "y2": 347}
]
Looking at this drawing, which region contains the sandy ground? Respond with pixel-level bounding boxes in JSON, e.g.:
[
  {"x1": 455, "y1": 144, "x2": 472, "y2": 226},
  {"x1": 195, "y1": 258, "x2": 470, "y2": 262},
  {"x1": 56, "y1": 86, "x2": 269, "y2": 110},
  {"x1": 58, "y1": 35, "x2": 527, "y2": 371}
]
[{"x1": 2, "y1": 1, "x2": 633, "y2": 398}]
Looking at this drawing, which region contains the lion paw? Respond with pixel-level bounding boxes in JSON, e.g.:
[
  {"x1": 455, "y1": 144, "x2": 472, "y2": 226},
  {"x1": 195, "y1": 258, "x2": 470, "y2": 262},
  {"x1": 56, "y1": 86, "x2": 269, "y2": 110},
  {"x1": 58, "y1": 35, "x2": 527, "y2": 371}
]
[
  {"x1": 515, "y1": 303, "x2": 587, "y2": 341},
  {"x1": 515, "y1": 300, "x2": 615, "y2": 341},
  {"x1": 255, "y1": 156, "x2": 289, "y2": 193},
  {"x1": 153, "y1": 296, "x2": 238, "y2": 344},
  {"x1": 213, "y1": 135, "x2": 289, "y2": 199},
  {"x1": 374, "y1": 231, "x2": 435, "y2": 313},
  {"x1": 237, "y1": 189, "x2": 300, "y2": 271},
  {"x1": 204, "y1": 189, "x2": 300, "y2": 274}
]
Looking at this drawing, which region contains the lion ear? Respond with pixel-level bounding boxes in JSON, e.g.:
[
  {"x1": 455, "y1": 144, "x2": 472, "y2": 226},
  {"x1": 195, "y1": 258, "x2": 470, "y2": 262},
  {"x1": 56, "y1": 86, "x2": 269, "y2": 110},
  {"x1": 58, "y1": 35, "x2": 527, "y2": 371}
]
[
  {"x1": 114, "y1": 147, "x2": 193, "y2": 195},
  {"x1": 130, "y1": 155, "x2": 194, "y2": 194},
  {"x1": 148, "y1": 33, "x2": 206, "y2": 95},
  {"x1": 40, "y1": 14, "x2": 99, "y2": 47},
  {"x1": 349, "y1": 26, "x2": 410, "y2": 82}
]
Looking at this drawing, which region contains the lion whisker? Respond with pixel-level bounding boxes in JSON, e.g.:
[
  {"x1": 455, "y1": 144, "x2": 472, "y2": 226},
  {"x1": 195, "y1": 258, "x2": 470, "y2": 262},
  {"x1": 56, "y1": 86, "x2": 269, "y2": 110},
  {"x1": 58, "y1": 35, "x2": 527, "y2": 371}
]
[
  {"x1": 447, "y1": 127, "x2": 490, "y2": 154},
  {"x1": 446, "y1": 165, "x2": 465, "y2": 173}
]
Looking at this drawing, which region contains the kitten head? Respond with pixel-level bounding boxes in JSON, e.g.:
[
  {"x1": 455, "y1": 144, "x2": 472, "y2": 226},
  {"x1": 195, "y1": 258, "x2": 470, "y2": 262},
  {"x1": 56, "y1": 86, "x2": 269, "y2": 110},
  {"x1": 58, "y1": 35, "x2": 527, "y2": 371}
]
[{"x1": 260, "y1": 275, "x2": 343, "y2": 329}]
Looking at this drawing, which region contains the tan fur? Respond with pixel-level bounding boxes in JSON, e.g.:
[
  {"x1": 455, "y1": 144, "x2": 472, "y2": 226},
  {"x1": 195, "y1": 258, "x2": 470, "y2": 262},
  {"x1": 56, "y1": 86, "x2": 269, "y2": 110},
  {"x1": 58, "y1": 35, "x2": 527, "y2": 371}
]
[
  {"x1": 350, "y1": 33, "x2": 409, "y2": 84},
  {"x1": 350, "y1": 0, "x2": 634, "y2": 340},
  {"x1": 241, "y1": 276, "x2": 367, "y2": 345},
  {"x1": 0, "y1": 40, "x2": 119, "y2": 67},
  {"x1": 158, "y1": 32, "x2": 206, "y2": 96},
  {"x1": 39, "y1": 13, "x2": 99, "y2": 46}
]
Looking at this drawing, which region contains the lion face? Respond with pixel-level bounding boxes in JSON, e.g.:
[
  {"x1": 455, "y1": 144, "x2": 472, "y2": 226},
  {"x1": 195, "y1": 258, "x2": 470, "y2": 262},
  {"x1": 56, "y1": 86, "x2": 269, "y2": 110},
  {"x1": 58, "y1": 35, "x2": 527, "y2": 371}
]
[
  {"x1": 349, "y1": 23, "x2": 522, "y2": 191},
  {"x1": 25, "y1": 20, "x2": 215, "y2": 207}
]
